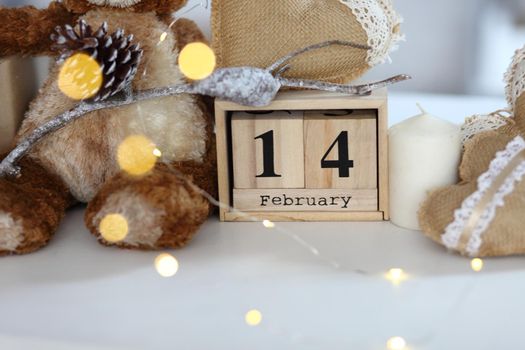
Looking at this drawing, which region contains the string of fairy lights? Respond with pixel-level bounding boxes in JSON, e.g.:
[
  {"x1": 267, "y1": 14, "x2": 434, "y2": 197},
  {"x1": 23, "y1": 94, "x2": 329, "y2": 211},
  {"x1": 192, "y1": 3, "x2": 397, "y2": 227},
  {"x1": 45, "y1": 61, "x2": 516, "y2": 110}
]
[{"x1": 53, "y1": 2, "x2": 487, "y2": 349}]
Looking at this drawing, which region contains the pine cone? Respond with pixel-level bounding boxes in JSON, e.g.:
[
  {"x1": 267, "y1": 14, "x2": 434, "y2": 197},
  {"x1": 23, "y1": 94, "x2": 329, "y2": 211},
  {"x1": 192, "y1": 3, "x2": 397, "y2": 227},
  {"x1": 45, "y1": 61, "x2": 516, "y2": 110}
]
[{"x1": 51, "y1": 20, "x2": 143, "y2": 101}]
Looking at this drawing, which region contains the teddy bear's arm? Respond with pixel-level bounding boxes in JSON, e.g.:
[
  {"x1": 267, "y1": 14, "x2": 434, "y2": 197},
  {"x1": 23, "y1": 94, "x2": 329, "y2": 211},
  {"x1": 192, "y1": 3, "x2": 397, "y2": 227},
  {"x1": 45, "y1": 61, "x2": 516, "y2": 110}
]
[{"x1": 0, "y1": 1, "x2": 78, "y2": 57}]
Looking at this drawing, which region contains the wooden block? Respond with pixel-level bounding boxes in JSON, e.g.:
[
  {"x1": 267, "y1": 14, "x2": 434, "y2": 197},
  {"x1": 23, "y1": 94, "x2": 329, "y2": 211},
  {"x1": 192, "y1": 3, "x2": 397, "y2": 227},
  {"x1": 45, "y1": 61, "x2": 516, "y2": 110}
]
[
  {"x1": 232, "y1": 111, "x2": 305, "y2": 189},
  {"x1": 234, "y1": 188, "x2": 378, "y2": 212},
  {"x1": 215, "y1": 89, "x2": 389, "y2": 222},
  {"x1": 304, "y1": 110, "x2": 377, "y2": 189},
  {"x1": 377, "y1": 103, "x2": 389, "y2": 220},
  {"x1": 223, "y1": 211, "x2": 385, "y2": 222}
]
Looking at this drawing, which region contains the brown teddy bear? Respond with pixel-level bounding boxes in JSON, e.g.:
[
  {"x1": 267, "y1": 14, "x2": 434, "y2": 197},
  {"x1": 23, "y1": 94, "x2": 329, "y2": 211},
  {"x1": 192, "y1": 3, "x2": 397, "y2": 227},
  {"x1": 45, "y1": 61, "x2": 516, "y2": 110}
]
[
  {"x1": 0, "y1": 0, "x2": 217, "y2": 255},
  {"x1": 419, "y1": 45, "x2": 525, "y2": 257}
]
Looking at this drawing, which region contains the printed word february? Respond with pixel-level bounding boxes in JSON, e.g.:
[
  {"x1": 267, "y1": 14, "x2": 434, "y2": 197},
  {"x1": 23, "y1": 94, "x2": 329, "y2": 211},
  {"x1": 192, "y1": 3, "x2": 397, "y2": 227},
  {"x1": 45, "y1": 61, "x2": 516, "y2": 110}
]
[{"x1": 260, "y1": 194, "x2": 352, "y2": 209}]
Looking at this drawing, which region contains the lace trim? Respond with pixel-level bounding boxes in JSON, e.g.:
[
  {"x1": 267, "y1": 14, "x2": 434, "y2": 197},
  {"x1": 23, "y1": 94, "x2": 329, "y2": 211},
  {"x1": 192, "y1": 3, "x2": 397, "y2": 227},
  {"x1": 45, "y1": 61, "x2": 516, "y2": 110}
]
[
  {"x1": 340, "y1": 0, "x2": 404, "y2": 66},
  {"x1": 460, "y1": 110, "x2": 513, "y2": 146},
  {"x1": 441, "y1": 136, "x2": 525, "y2": 256},
  {"x1": 505, "y1": 45, "x2": 525, "y2": 109}
]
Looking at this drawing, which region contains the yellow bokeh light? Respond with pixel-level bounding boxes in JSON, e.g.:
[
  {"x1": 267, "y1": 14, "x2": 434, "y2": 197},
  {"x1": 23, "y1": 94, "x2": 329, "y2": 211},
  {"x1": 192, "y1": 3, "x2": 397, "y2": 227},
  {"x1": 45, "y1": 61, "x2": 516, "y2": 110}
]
[
  {"x1": 155, "y1": 253, "x2": 179, "y2": 277},
  {"x1": 117, "y1": 135, "x2": 158, "y2": 176},
  {"x1": 159, "y1": 32, "x2": 168, "y2": 43},
  {"x1": 385, "y1": 268, "x2": 407, "y2": 285},
  {"x1": 471, "y1": 258, "x2": 484, "y2": 272},
  {"x1": 245, "y1": 309, "x2": 262, "y2": 326},
  {"x1": 262, "y1": 220, "x2": 275, "y2": 228},
  {"x1": 178, "y1": 42, "x2": 216, "y2": 80},
  {"x1": 99, "y1": 214, "x2": 129, "y2": 243},
  {"x1": 58, "y1": 53, "x2": 103, "y2": 100},
  {"x1": 387, "y1": 336, "x2": 407, "y2": 350}
]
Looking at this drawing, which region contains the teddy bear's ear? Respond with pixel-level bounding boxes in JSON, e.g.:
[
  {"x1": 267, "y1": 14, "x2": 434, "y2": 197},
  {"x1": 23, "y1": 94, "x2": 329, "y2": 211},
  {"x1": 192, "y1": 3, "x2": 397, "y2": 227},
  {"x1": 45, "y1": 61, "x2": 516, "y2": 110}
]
[
  {"x1": 156, "y1": 0, "x2": 188, "y2": 13},
  {"x1": 62, "y1": 0, "x2": 95, "y2": 14},
  {"x1": 62, "y1": 0, "x2": 188, "y2": 14},
  {"x1": 132, "y1": 0, "x2": 188, "y2": 13},
  {"x1": 505, "y1": 45, "x2": 525, "y2": 120}
]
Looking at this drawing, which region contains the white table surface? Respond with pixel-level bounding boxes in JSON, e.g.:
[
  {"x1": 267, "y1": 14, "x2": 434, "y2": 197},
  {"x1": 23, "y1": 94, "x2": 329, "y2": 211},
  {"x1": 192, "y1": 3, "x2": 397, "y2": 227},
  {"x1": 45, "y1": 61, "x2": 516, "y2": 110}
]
[{"x1": 2, "y1": 92, "x2": 523, "y2": 350}]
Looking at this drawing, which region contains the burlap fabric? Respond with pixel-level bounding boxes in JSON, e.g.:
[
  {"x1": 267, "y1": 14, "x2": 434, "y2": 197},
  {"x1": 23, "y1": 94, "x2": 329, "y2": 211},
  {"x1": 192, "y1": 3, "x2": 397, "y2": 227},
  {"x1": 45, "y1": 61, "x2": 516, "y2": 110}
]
[
  {"x1": 419, "y1": 60, "x2": 525, "y2": 257},
  {"x1": 211, "y1": 0, "x2": 402, "y2": 84}
]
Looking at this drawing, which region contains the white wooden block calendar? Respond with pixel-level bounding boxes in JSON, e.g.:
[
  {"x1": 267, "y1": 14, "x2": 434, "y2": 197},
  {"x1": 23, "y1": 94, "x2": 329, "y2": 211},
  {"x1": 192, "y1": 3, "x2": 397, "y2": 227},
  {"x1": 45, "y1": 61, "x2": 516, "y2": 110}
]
[{"x1": 215, "y1": 89, "x2": 389, "y2": 222}]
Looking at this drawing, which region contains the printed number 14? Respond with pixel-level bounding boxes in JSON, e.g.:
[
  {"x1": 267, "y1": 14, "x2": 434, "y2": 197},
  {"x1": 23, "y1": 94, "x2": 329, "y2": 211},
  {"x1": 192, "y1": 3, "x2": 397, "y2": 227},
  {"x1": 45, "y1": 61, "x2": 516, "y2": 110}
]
[{"x1": 254, "y1": 130, "x2": 354, "y2": 178}]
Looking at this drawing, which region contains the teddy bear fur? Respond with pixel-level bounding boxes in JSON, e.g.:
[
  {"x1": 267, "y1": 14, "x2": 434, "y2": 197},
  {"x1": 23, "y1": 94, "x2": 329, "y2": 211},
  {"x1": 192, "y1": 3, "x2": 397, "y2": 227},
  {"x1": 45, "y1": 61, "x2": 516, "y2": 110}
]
[{"x1": 0, "y1": 0, "x2": 217, "y2": 255}]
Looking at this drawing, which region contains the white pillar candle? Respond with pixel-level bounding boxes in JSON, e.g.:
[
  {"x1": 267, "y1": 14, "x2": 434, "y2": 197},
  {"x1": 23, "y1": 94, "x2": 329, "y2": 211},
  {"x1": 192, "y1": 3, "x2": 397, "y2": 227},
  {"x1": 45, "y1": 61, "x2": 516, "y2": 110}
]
[{"x1": 389, "y1": 105, "x2": 461, "y2": 230}]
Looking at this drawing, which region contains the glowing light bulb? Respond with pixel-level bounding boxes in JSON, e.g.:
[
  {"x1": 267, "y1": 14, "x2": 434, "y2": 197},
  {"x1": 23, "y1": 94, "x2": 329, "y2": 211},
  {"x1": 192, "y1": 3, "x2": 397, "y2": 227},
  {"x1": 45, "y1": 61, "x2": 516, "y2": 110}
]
[
  {"x1": 385, "y1": 268, "x2": 407, "y2": 285},
  {"x1": 245, "y1": 309, "x2": 262, "y2": 326},
  {"x1": 388, "y1": 268, "x2": 403, "y2": 280},
  {"x1": 471, "y1": 258, "x2": 484, "y2": 272},
  {"x1": 263, "y1": 220, "x2": 275, "y2": 228},
  {"x1": 99, "y1": 214, "x2": 129, "y2": 243},
  {"x1": 153, "y1": 148, "x2": 162, "y2": 158},
  {"x1": 178, "y1": 42, "x2": 216, "y2": 80},
  {"x1": 387, "y1": 336, "x2": 407, "y2": 350},
  {"x1": 155, "y1": 253, "x2": 179, "y2": 277},
  {"x1": 58, "y1": 53, "x2": 103, "y2": 100},
  {"x1": 117, "y1": 135, "x2": 158, "y2": 176}
]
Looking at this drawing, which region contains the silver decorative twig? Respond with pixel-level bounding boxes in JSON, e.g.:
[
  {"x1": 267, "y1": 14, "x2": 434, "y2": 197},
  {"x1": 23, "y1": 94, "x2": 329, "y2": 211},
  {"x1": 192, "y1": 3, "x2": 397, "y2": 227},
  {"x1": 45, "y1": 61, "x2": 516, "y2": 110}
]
[
  {"x1": 278, "y1": 74, "x2": 412, "y2": 95},
  {"x1": 0, "y1": 85, "x2": 193, "y2": 178},
  {"x1": 0, "y1": 40, "x2": 411, "y2": 178}
]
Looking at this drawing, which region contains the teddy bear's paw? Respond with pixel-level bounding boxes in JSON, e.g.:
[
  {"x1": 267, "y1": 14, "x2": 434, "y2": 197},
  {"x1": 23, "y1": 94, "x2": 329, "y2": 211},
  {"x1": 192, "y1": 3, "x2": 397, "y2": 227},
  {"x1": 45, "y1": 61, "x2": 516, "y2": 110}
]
[
  {"x1": 0, "y1": 180, "x2": 58, "y2": 256},
  {"x1": 85, "y1": 167, "x2": 210, "y2": 250},
  {"x1": 0, "y1": 210, "x2": 25, "y2": 254},
  {"x1": 0, "y1": 209, "x2": 55, "y2": 256},
  {"x1": 0, "y1": 213, "x2": 51, "y2": 256}
]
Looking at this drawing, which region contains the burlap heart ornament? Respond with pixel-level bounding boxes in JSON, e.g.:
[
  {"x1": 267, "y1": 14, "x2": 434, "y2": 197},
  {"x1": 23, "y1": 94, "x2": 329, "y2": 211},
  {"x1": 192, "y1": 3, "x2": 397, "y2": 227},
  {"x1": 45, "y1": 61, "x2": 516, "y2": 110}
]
[
  {"x1": 211, "y1": 0, "x2": 403, "y2": 83},
  {"x1": 419, "y1": 45, "x2": 525, "y2": 257}
]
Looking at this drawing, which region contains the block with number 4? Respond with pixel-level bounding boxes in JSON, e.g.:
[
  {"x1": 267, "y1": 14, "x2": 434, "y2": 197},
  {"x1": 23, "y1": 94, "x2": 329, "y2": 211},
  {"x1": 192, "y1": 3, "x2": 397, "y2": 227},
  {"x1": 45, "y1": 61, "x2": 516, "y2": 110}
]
[
  {"x1": 304, "y1": 110, "x2": 377, "y2": 190},
  {"x1": 215, "y1": 90, "x2": 389, "y2": 222}
]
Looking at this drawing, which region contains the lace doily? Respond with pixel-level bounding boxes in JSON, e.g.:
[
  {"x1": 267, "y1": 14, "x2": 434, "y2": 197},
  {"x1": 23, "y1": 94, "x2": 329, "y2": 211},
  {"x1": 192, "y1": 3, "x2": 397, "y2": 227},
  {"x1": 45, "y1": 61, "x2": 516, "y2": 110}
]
[
  {"x1": 505, "y1": 45, "x2": 525, "y2": 109},
  {"x1": 441, "y1": 136, "x2": 525, "y2": 256},
  {"x1": 460, "y1": 110, "x2": 513, "y2": 146},
  {"x1": 340, "y1": 0, "x2": 404, "y2": 66}
]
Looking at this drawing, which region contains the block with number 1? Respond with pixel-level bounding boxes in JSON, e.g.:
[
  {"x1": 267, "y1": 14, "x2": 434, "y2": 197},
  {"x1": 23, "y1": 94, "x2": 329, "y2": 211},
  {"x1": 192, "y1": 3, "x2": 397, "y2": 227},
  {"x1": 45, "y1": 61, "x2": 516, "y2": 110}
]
[{"x1": 232, "y1": 111, "x2": 304, "y2": 189}]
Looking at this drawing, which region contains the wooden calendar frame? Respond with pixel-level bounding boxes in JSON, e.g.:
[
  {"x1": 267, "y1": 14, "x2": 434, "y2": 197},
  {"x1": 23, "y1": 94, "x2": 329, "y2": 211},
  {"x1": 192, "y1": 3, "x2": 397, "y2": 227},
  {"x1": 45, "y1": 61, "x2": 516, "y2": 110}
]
[{"x1": 214, "y1": 89, "x2": 389, "y2": 222}]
